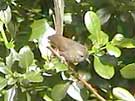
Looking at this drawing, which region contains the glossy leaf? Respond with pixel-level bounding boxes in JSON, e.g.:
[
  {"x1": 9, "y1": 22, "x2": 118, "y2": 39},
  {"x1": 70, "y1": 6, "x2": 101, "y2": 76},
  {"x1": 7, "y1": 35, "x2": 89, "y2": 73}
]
[
  {"x1": 94, "y1": 56, "x2": 114, "y2": 79},
  {"x1": 0, "y1": 6, "x2": 11, "y2": 24},
  {"x1": 24, "y1": 71, "x2": 43, "y2": 82},
  {"x1": 30, "y1": 19, "x2": 47, "y2": 41},
  {"x1": 4, "y1": 86, "x2": 27, "y2": 101},
  {"x1": 106, "y1": 43, "x2": 121, "y2": 57},
  {"x1": 84, "y1": 11, "x2": 101, "y2": 34},
  {"x1": 4, "y1": 86, "x2": 16, "y2": 101},
  {"x1": 6, "y1": 48, "x2": 19, "y2": 68},
  {"x1": 43, "y1": 94, "x2": 53, "y2": 101},
  {"x1": 0, "y1": 62, "x2": 7, "y2": 74},
  {"x1": 51, "y1": 82, "x2": 70, "y2": 101},
  {"x1": 7, "y1": 77, "x2": 17, "y2": 85},
  {"x1": 112, "y1": 34, "x2": 135, "y2": 48},
  {"x1": 120, "y1": 63, "x2": 135, "y2": 79},
  {"x1": 64, "y1": 13, "x2": 72, "y2": 24},
  {"x1": 96, "y1": 8, "x2": 111, "y2": 25},
  {"x1": 0, "y1": 76, "x2": 7, "y2": 90},
  {"x1": 19, "y1": 46, "x2": 34, "y2": 69},
  {"x1": 67, "y1": 82, "x2": 83, "y2": 101},
  {"x1": 89, "y1": 31, "x2": 109, "y2": 47},
  {"x1": 113, "y1": 87, "x2": 135, "y2": 101},
  {"x1": 38, "y1": 23, "x2": 55, "y2": 59},
  {"x1": 52, "y1": 58, "x2": 68, "y2": 72},
  {"x1": 5, "y1": 41, "x2": 15, "y2": 49}
]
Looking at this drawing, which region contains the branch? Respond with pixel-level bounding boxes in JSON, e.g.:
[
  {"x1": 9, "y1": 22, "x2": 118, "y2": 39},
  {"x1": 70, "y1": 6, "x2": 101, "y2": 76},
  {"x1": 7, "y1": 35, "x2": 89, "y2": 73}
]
[{"x1": 78, "y1": 76, "x2": 106, "y2": 101}]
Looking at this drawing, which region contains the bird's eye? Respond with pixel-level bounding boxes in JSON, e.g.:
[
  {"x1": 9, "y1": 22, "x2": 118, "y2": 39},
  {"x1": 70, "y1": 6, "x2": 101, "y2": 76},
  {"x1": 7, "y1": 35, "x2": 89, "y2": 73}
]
[{"x1": 80, "y1": 54, "x2": 84, "y2": 58}]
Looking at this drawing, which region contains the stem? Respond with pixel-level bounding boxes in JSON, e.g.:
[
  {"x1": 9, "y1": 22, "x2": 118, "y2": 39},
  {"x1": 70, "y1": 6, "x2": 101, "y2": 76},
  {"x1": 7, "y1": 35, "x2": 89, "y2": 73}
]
[
  {"x1": 78, "y1": 77, "x2": 106, "y2": 101},
  {"x1": 1, "y1": 26, "x2": 8, "y2": 45}
]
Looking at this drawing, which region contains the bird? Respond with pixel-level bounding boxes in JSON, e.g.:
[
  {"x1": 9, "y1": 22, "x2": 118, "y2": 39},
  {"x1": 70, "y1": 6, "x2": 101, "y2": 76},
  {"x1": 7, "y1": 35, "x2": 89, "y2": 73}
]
[
  {"x1": 48, "y1": 34, "x2": 88, "y2": 63},
  {"x1": 48, "y1": 0, "x2": 88, "y2": 63}
]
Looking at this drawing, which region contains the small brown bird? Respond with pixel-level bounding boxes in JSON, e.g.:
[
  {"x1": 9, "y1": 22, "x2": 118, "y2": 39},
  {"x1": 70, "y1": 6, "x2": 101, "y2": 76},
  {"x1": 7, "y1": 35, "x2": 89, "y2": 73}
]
[
  {"x1": 48, "y1": 34, "x2": 88, "y2": 63},
  {"x1": 49, "y1": 0, "x2": 88, "y2": 63}
]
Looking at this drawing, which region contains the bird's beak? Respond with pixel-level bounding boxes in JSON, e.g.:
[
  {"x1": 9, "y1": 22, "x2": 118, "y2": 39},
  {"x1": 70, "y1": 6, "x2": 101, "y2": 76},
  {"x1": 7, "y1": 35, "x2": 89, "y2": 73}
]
[{"x1": 86, "y1": 58, "x2": 91, "y2": 64}]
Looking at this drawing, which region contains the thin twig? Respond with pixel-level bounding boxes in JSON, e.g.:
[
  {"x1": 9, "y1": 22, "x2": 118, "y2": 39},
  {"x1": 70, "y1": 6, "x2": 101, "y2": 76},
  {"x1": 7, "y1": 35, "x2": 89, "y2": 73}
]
[
  {"x1": 78, "y1": 76, "x2": 106, "y2": 101},
  {"x1": 68, "y1": 65, "x2": 106, "y2": 101}
]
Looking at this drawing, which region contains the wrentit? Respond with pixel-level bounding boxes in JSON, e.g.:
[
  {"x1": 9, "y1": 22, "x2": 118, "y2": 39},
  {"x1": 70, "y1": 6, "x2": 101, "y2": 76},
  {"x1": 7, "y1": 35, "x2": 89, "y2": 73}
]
[{"x1": 48, "y1": 34, "x2": 88, "y2": 63}]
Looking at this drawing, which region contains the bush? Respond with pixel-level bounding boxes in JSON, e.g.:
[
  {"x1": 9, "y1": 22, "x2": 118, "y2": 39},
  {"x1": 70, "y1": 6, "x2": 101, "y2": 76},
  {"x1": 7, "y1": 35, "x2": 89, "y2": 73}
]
[{"x1": 0, "y1": 0, "x2": 135, "y2": 101}]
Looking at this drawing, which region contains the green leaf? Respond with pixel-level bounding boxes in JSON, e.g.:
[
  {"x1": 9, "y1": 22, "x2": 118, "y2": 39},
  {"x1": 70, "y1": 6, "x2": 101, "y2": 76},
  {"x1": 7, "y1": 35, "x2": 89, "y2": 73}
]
[
  {"x1": 4, "y1": 86, "x2": 16, "y2": 101},
  {"x1": 5, "y1": 41, "x2": 15, "y2": 49},
  {"x1": 0, "y1": 6, "x2": 11, "y2": 24},
  {"x1": 113, "y1": 87, "x2": 135, "y2": 101},
  {"x1": 55, "y1": 63, "x2": 68, "y2": 72},
  {"x1": 19, "y1": 46, "x2": 34, "y2": 69},
  {"x1": 4, "y1": 86, "x2": 27, "y2": 101},
  {"x1": 0, "y1": 62, "x2": 7, "y2": 74},
  {"x1": 106, "y1": 43, "x2": 121, "y2": 57},
  {"x1": 94, "y1": 56, "x2": 114, "y2": 79},
  {"x1": 24, "y1": 71, "x2": 43, "y2": 82},
  {"x1": 89, "y1": 31, "x2": 109, "y2": 47},
  {"x1": 84, "y1": 11, "x2": 101, "y2": 34},
  {"x1": 67, "y1": 82, "x2": 83, "y2": 101},
  {"x1": 43, "y1": 94, "x2": 53, "y2": 101},
  {"x1": 6, "y1": 48, "x2": 19, "y2": 68},
  {"x1": 52, "y1": 58, "x2": 68, "y2": 72},
  {"x1": 96, "y1": 8, "x2": 111, "y2": 25},
  {"x1": 0, "y1": 76, "x2": 7, "y2": 90},
  {"x1": 0, "y1": 21, "x2": 3, "y2": 31},
  {"x1": 51, "y1": 82, "x2": 70, "y2": 101},
  {"x1": 64, "y1": 13, "x2": 72, "y2": 24},
  {"x1": 112, "y1": 34, "x2": 135, "y2": 48},
  {"x1": 30, "y1": 19, "x2": 47, "y2": 40},
  {"x1": 38, "y1": 22, "x2": 55, "y2": 59},
  {"x1": 120, "y1": 63, "x2": 135, "y2": 79},
  {"x1": 7, "y1": 75, "x2": 17, "y2": 85}
]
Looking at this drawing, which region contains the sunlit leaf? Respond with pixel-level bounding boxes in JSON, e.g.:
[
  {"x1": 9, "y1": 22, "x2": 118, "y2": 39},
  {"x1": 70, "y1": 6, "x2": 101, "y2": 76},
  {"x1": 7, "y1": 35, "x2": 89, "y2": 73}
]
[
  {"x1": 0, "y1": 76, "x2": 7, "y2": 90},
  {"x1": 67, "y1": 82, "x2": 83, "y2": 101},
  {"x1": 4, "y1": 86, "x2": 16, "y2": 101},
  {"x1": 64, "y1": 13, "x2": 72, "y2": 24},
  {"x1": 84, "y1": 11, "x2": 101, "y2": 34},
  {"x1": 106, "y1": 43, "x2": 121, "y2": 57},
  {"x1": 6, "y1": 48, "x2": 19, "y2": 68},
  {"x1": 112, "y1": 34, "x2": 135, "y2": 48},
  {"x1": 38, "y1": 23, "x2": 55, "y2": 59},
  {"x1": 5, "y1": 41, "x2": 15, "y2": 49},
  {"x1": 52, "y1": 58, "x2": 68, "y2": 72},
  {"x1": 0, "y1": 62, "x2": 7, "y2": 74},
  {"x1": 96, "y1": 8, "x2": 111, "y2": 25},
  {"x1": 120, "y1": 63, "x2": 135, "y2": 79},
  {"x1": 30, "y1": 19, "x2": 47, "y2": 41},
  {"x1": 113, "y1": 87, "x2": 135, "y2": 101},
  {"x1": 7, "y1": 77, "x2": 17, "y2": 85},
  {"x1": 94, "y1": 55, "x2": 114, "y2": 79},
  {"x1": 0, "y1": 6, "x2": 11, "y2": 24},
  {"x1": 43, "y1": 94, "x2": 53, "y2": 101},
  {"x1": 89, "y1": 31, "x2": 109, "y2": 47},
  {"x1": 19, "y1": 46, "x2": 34, "y2": 69},
  {"x1": 4, "y1": 86, "x2": 27, "y2": 101},
  {"x1": 24, "y1": 71, "x2": 43, "y2": 82},
  {"x1": 51, "y1": 82, "x2": 70, "y2": 101}
]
